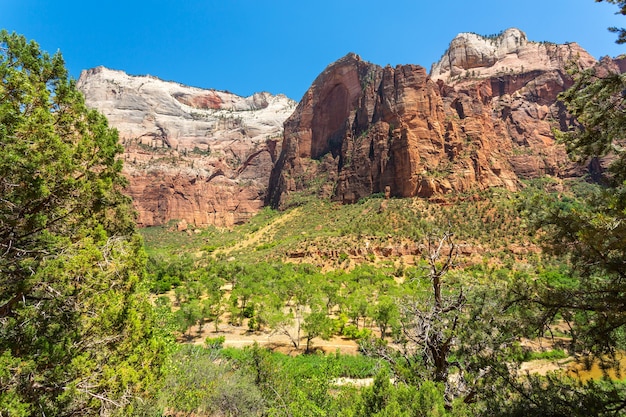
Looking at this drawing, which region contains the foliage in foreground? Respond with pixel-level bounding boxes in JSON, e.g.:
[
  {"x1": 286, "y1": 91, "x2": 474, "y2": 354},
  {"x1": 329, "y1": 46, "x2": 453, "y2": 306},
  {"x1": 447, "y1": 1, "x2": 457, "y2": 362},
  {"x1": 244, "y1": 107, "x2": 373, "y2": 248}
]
[
  {"x1": 137, "y1": 343, "x2": 479, "y2": 417},
  {"x1": 0, "y1": 31, "x2": 167, "y2": 416},
  {"x1": 503, "y1": 1, "x2": 626, "y2": 412}
]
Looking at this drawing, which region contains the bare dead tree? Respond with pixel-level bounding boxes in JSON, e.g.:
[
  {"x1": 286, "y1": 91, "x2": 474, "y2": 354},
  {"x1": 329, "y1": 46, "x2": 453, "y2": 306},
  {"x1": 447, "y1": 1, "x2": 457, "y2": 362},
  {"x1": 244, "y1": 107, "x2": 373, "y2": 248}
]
[{"x1": 399, "y1": 231, "x2": 465, "y2": 383}]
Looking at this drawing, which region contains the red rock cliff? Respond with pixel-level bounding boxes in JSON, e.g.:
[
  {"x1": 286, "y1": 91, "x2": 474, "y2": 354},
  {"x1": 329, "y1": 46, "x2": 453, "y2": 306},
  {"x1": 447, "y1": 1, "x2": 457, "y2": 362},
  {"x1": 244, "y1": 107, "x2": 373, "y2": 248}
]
[{"x1": 267, "y1": 30, "x2": 599, "y2": 208}]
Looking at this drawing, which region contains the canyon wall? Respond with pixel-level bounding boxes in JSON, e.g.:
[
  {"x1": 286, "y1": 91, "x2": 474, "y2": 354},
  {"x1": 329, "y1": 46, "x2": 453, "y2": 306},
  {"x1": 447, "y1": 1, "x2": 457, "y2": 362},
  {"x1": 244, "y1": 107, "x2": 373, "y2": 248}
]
[
  {"x1": 80, "y1": 28, "x2": 615, "y2": 225},
  {"x1": 77, "y1": 67, "x2": 296, "y2": 227},
  {"x1": 267, "y1": 29, "x2": 598, "y2": 208}
]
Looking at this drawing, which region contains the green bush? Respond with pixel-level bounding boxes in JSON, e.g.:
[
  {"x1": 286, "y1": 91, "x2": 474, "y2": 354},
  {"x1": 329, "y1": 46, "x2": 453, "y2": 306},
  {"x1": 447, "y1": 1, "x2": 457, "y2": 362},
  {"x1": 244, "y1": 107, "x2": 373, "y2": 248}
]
[
  {"x1": 526, "y1": 349, "x2": 568, "y2": 361},
  {"x1": 205, "y1": 336, "x2": 226, "y2": 350},
  {"x1": 154, "y1": 345, "x2": 264, "y2": 415},
  {"x1": 343, "y1": 325, "x2": 373, "y2": 340}
]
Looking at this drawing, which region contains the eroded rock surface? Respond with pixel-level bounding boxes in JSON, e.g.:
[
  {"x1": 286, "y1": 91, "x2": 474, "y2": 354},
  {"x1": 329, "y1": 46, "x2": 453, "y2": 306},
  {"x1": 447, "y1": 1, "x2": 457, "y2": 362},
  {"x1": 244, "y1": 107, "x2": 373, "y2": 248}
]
[
  {"x1": 80, "y1": 29, "x2": 613, "y2": 222},
  {"x1": 267, "y1": 29, "x2": 599, "y2": 208},
  {"x1": 430, "y1": 28, "x2": 596, "y2": 82},
  {"x1": 78, "y1": 67, "x2": 296, "y2": 226}
]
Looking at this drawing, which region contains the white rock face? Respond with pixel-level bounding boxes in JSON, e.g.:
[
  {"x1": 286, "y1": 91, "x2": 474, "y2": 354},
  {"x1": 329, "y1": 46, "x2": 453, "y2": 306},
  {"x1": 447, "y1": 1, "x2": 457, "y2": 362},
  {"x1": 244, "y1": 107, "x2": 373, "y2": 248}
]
[
  {"x1": 77, "y1": 66, "x2": 296, "y2": 153},
  {"x1": 430, "y1": 28, "x2": 596, "y2": 83},
  {"x1": 77, "y1": 66, "x2": 297, "y2": 227}
]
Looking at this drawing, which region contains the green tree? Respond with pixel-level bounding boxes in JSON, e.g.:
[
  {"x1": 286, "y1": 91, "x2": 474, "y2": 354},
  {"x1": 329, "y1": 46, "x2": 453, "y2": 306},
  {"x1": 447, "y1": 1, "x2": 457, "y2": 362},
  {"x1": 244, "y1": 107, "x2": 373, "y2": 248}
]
[
  {"x1": 507, "y1": 1, "x2": 626, "y2": 414},
  {"x1": 302, "y1": 310, "x2": 334, "y2": 353},
  {"x1": 343, "y1": 287, "x2": 372, "y2": 329},
  {"x1": 202, "y1": 291, "x2": 225, "y2": 333},
  {"x1": 175, "y1": 299, "x2": 202, "y2": 338},
  {"x1": 0, "y1": 31, "x2": 165, "y2": 416},
  {"x1": 536, "y1": 0, "x2": 626, "y2": 359},
  {"x1": 356, "y1": 370, "x2": 396, "y2": 416},
  {"x1": 370, "y1": 295, "x2": 399, "y2": 340},
  {"x1": 354, "y1": 370, "x2": 453, "y2": 417}
]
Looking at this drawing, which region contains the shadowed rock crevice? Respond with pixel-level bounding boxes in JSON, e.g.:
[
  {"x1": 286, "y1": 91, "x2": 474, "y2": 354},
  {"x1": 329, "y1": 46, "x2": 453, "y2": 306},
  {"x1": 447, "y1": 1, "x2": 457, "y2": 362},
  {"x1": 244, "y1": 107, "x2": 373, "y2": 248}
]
[{"x1": 266, "y1": 29, "x2": 610, "y2": 209}]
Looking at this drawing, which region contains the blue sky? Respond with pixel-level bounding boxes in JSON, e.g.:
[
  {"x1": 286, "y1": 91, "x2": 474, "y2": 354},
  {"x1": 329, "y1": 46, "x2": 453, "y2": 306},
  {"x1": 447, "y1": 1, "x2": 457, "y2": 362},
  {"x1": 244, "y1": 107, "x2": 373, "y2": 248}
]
[{"x1": 2, "y1": 0, "x2": 625, "y2": 100}]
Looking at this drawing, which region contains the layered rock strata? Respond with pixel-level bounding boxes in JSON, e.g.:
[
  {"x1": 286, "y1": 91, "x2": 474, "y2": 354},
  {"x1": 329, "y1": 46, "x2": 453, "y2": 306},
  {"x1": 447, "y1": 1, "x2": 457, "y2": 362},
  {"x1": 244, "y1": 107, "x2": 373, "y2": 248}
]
[
  {"x1": 79, "y1": 29, "x2": 610, "y2": 224},
  {"x1": 77, "y1": 67, "x2": 296, "y2": 227},
  {"x1": 267, "y1": 29, "x2": 597, "y2": 208}
]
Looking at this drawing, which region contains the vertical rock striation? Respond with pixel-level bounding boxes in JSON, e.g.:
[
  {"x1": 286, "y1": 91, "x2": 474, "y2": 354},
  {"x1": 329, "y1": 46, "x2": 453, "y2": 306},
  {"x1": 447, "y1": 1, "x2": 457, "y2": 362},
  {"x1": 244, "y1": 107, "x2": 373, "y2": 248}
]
[
  {"x1": 77, "y1": 67, "x2": 296, "y2": 227},
  {"x1": 267, "y1": 29, "x2": 599, "y2": 208}
]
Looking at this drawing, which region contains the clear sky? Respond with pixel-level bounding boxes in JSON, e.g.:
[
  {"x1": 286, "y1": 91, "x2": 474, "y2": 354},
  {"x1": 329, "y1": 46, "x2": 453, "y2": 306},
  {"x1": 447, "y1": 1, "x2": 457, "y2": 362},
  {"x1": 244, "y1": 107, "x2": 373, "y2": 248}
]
[{"x1": 2, "y1": 0, "x2": 625, "y2": 100}]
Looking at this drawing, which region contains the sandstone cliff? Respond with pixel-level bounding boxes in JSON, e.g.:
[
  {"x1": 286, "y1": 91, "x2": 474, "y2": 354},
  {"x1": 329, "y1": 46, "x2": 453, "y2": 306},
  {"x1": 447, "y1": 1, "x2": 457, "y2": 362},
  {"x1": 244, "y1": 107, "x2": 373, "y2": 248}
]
[
  {"x1": 77, "y1": 67, "x2": 296, "y2": 227},
  {"x1": 267, "y1": 29, "x2": 598, "y2": 208},
  {"x1": 430, "y1": 28, "x2": 596, "y2": 82}
]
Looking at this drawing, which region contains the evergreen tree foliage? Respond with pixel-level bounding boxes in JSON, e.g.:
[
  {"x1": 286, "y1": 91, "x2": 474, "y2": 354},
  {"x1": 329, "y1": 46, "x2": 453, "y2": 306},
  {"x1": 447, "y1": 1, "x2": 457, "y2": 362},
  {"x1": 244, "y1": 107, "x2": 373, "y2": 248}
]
[
  {"x1": 535, "y1": 2, "x2": 626, "y2": 356},
  {"x1": 509, "y1": 2, "x2": 626, "y2": 414},
  {"x1": 0, "y1": 31, "x2": 166, "y2": 416},
  {"x1": 598, "y1": 0, "x2": 626, "y2": 44}
]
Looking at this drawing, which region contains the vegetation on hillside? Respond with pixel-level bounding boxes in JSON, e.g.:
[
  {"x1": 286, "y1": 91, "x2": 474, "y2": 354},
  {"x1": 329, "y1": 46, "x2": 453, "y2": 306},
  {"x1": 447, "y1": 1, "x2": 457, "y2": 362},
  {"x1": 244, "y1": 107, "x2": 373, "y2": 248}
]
[
  {"x1": 137, "y1": 178, "x2": 615, "y2": 415},
  {"x1": 2, "y1": 1, "x2": 626, "y2": 415}
]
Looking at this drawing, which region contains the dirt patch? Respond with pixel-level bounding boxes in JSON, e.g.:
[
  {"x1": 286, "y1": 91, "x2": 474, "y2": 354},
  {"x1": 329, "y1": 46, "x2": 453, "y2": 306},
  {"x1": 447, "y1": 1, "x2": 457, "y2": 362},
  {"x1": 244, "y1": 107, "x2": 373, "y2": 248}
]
[
  {"x1": 519, "y1": 358, "x2": 573, "y2": 376},
  {"x1": 181, "y1": 321, "x2": 359, "y2": 355}
]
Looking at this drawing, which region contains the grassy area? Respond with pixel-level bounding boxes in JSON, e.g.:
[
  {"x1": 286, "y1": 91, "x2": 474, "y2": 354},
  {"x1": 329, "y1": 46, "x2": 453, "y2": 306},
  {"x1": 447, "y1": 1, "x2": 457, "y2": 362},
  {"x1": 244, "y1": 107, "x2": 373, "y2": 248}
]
[
  {"x1": 140, "y1": 184, "x2": 545, "y2": 270},
  {"x1": 135, "y1": 177, "x2": 619, "y2": 416}
]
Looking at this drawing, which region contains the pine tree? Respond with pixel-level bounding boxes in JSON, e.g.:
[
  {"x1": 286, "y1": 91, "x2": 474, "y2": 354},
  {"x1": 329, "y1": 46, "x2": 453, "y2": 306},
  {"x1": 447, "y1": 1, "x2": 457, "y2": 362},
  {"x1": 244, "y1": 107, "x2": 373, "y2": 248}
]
[
  {"x1": 536, "y1": 3, "x2": 626, "y2": 357},
  {"x1": 0, "y1": 31, "x2": 166, "y2": 416},
  {"x1": 503, "y1": 2, "x2": 626, "y2": 414}
]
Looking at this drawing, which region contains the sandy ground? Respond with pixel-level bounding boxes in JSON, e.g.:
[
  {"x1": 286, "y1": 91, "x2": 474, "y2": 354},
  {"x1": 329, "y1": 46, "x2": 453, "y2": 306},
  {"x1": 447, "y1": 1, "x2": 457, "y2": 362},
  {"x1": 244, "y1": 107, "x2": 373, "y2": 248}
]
[
  {"x1": 182, "y1": 320, "x2": 360, "y2": 355},
  {"x1": 519, "y1": 358, "x2": 573, "y2": 375},
  {"x1": 178, "y1": 319, "x2": 626, "y2": 389},
  {"x1": 175, "y1": 297, "x2": 603, "y2": 381},
  {"x1": 182, "y1": 320, "x2": 579, "y2": 378}
]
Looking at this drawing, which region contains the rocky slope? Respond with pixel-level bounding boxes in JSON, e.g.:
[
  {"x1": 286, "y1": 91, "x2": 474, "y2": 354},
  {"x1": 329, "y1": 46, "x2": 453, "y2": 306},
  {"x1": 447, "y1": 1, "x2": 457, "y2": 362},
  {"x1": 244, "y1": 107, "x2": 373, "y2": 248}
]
[
  {"x1": 430, "y1": 28, "x2": 595, "y2": 82},
  {"x1": 79, "y1": 29, "x2": 613, "y2": 226},
  {"x1": 77, "y1": 67, "x2": 296, "y2": 227},
  {"x1": 267, "y1": 29, "x2": 598, "y2": 207}
]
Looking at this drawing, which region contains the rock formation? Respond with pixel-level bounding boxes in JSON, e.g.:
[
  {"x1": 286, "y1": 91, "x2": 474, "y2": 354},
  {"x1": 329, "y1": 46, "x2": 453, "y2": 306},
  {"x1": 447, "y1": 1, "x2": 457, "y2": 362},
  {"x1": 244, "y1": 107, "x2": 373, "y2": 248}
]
[
  {"x1": 77, "y1": 67, "x2": 296, "y2": 227},
  {"x1": 78, "y1": 29, "x2": 615, "y2": 225},
  {"x1": 430, "y1": 28, "x2": 595, "y2": 82},
  {"x1": 267, "y1": 29, "x2": 598, "y2": 208}
]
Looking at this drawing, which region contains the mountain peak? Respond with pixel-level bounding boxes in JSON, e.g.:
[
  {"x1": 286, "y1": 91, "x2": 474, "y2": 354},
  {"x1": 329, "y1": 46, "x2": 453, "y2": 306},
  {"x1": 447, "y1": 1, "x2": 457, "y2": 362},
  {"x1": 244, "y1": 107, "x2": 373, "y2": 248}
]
[
  {"x1": 77, "y1": 66, "x2": 296, "y2": 228},
  {"x1": 430, "y1": 28, "x2": 596, "y2": 83}
]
